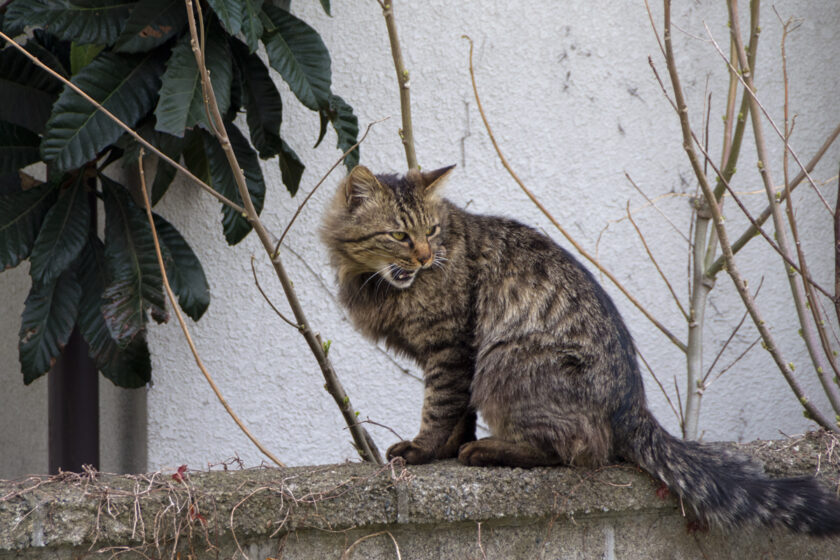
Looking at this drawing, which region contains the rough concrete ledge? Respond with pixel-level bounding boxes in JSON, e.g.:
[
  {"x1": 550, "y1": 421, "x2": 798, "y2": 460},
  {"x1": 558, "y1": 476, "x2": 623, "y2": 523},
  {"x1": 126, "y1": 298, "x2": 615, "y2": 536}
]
[{"x1": 1, "y1": 433, "x2": 839, "y2": 559}]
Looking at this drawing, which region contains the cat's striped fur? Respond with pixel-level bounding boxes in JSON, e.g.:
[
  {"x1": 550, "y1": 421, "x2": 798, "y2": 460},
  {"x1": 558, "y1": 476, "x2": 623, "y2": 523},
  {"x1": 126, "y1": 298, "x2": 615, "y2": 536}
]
[{"x1": 321, "y1": 165, "x2": 840, "y2": 535}]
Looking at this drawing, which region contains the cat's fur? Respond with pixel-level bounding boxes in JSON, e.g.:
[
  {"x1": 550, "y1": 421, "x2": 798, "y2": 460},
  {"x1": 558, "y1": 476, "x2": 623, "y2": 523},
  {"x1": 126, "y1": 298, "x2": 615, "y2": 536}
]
[{"x1": 321, "y1": 164, "x2": 840, "y2": 535}]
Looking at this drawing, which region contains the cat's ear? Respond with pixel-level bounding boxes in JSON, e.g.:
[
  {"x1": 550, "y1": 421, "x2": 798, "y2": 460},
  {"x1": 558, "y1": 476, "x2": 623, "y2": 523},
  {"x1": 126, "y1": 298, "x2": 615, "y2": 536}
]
[
  {"x1": 343, "y1": 165, "x2": 383, "y2": 210},
  {"x1": 416, "y1": 165, "x2": 456, "y2": 196}
]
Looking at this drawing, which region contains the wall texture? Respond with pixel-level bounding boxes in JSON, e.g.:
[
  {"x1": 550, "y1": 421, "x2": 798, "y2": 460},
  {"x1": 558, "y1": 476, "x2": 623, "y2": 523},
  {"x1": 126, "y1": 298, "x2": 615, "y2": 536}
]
[
  {"x1": 1, "y1": 435, "x2": 838, "y2": 559},
  {"x1": 1, "y1": 1, "x2": 839, "y2": 475}
]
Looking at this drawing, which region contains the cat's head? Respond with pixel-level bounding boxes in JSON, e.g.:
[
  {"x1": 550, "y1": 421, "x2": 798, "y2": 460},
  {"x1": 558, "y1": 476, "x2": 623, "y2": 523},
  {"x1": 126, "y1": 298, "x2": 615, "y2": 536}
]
[{"x1": 321, "y1": 164, "x2": 455, "y2": 289}]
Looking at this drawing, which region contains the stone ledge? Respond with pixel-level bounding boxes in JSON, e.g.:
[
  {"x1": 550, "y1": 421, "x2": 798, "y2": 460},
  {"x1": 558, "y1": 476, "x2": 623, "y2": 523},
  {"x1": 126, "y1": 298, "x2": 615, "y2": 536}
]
[{"x1": 1, "y1": 433, "x2": 838, "y2": 559}]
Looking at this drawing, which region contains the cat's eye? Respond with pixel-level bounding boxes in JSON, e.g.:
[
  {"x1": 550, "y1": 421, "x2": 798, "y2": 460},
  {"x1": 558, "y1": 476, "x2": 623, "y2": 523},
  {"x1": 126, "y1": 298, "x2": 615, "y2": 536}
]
[
  {"x1": 390, "y1": 231, "x2": 408, "y2": 241},
  {"x1": 425, "y1": 225, "x2": 439, "y2": 236}
]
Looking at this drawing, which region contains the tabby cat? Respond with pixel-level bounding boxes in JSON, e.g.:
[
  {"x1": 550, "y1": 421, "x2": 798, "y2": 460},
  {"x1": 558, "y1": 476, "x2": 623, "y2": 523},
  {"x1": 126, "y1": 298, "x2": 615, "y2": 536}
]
[{"x1": 321, "y1": 164, "x2": 840, "y2": 535}]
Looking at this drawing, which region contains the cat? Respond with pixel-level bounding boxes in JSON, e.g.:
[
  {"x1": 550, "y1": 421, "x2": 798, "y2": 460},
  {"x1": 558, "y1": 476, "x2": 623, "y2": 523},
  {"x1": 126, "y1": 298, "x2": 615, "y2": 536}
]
[{"x1": 320, "y1": 164, "x2": 840, "y2": 535}]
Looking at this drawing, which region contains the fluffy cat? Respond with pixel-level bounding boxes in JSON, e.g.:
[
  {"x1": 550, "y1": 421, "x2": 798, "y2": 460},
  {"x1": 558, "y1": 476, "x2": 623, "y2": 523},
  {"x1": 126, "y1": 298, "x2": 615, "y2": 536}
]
[{"x1": 320, "y1": 164, "x2": 840, "y2": 535}]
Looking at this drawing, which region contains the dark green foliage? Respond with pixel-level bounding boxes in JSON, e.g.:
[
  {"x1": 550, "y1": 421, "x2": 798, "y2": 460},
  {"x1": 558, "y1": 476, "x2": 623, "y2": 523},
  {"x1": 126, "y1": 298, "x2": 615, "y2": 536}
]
[
  {"x1": 41, "y1": 50, "x2": 165, "y2": 171},
  {"x1": 1, "y1": 0, "x2": 359, "y2": 387},
  {"x1": 153, "y1": 213, "x2": 210, "y2": 320},
  {"x1": 19, "y1": 269, "x2": 81, "y2": 384},
  {"x1": 28, "y1": 173, "x2": 90, "y2": 284}
]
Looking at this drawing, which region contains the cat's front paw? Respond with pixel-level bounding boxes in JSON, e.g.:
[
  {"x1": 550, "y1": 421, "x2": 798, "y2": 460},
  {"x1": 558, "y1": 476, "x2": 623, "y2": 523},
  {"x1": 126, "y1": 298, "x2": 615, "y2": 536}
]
[{"x1": 387, "y1": 440, "x2": 435, "y2": 464}]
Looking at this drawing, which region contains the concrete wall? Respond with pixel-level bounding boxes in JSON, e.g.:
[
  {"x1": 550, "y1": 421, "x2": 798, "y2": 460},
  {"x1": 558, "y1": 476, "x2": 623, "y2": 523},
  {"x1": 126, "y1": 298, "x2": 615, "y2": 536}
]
[
  {"x1": 1, "y1": 436, "x2": 838, "y2": 559},
  {"x1": 2, "y1": 0, "x2": 839, "y2": 475}
]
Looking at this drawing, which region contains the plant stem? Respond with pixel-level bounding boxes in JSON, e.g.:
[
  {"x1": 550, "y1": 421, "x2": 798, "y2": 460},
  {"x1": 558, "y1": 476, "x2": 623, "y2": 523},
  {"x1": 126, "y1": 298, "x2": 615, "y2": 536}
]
[
  {"x1": 727, "y1": 0, "x2": 840, "y2": 415},
  {"x1": 0, "y1": 31, "x2": 244, "y2": 215},
  {"x1": 685, "y1": 215, "x2": 713, "y2": 440},
  {"x1": 184, "y1": 0, "x2": 382, "y2": 463},
  {"x1": 377, "y1": 0, "x2": 418, "y2": 169},
  {"x1": 835, "y1": 169, "x2": 840, "y2": 331},
  {"x1": 464, "y1": 35, "x2": 686, "y2": 354},
  {"x1": 138, "y1": 151, "x2": 286, "y2": 468}
]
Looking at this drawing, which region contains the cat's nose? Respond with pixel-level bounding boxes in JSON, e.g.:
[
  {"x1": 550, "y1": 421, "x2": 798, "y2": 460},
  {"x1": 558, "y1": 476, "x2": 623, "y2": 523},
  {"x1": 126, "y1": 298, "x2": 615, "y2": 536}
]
[{"x1": 414, "y1": 244, "x2": 433, "y2": 267}]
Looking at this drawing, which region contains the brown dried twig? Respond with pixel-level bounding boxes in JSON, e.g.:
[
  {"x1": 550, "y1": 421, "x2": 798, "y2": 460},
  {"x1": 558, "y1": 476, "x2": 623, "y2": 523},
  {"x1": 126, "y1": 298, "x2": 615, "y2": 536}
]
[
  {"x1": 0, "y1": 30, "x2": 243, "y2": 214},
  {"x1": 138, "y1": 150, "x2": 286, "y2": 469},
  {"x1": 659, "y1": 0, "x2": 838, "y2": 433},
  {"x1": 183, "y1": 0, "x2": 383, "y2": 463},
  {"x1": 376, "y1": 0, "x2": 417, "y2": 169},
  {"x1": 463, "y1": 34, "x2": 687, "y2": 354}
]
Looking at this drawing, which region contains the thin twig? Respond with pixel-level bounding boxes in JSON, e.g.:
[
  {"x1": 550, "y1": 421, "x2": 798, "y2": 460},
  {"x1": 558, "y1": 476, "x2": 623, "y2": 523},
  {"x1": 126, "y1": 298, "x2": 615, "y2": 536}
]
[
  {"x1": 183, "y1": 0, "x2": 382, "y2": 463},
  {"x1": 724, "y1": 2, "x2": 840, "y2": 413},
  {"x1": 706, "y1": 337, "x2": 761, "y2": 390},
  {"x1": 138, "y1": 150, "x2": 286, "y2": 468},
  {"x1": 660, "y1": 0, "x2": 837, "y2": 433},
  {"x1": 835, "y1": 167, "x2": 840, "y2": 332},
  {"x1": 273, "y1": 119, "x2": 385, "y2": 255},
  {"x1": 463, "y1": 34, "x2": 686, "y2": 354},
  {"x1": 775, "y1": 8, "x2": 840, "y2": 390},
  {"x1": 341, "y1": 530, "x2": 402, "y2": 560},
  {"x1": 702, "y1": 278, "x2": 763, "y2": 385},
  {"x1": 249, "y1": 256, "x2": 299, "y2": 329},
  {"x1": 638, "y1": 349, "x2": 683, "y2": 430},
  {"x1": 0, "y1": 30, "x2": 244, "y2": 214},
  {"x1": 709, "y1": 121, "x2": 840, "y2": 276},
  {"x1": 625, "y1": 201, "x2": 688, "y2": 320},
  {"x1": 624, "y1": 172, "x2": 690, "y2": 245},
  {"x1": 376, "y1": 0, "x2": 417, "y2": 170}
]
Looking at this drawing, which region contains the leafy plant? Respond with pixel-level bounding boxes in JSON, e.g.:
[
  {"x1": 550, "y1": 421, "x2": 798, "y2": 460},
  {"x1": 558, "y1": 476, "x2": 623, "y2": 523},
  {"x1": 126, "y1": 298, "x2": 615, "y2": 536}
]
[{"x1": 0, "y1": 0, "x2": 359, "y2": 388}]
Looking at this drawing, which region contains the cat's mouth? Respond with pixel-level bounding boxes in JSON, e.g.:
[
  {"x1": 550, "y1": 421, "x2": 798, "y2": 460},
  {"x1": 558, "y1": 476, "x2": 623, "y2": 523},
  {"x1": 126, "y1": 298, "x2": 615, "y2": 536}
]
[{"x1": 386, "y1": 265, "x2": 418, "y2": 288}]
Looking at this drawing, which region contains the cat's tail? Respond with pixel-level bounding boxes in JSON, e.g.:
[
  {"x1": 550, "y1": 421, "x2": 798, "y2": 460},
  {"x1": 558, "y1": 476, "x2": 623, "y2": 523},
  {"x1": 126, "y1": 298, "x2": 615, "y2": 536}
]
[{"x1": 615, "y1": 409, "x2": 840, "y2": 536}]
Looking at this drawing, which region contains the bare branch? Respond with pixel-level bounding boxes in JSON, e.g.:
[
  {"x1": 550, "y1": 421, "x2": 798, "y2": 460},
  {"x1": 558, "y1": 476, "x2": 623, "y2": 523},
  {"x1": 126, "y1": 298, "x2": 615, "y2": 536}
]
[
  {"x1": 464, "y1": 34, "x2": 687, "y2": 354},
  {"x1": 138, "y1": 150, "x2": 286, "y2": 468},
  {"x1": 659, "y1": 0, "x2": 837, "y2": 433},
  {"x1": 724, "y1": 1, "x2": 840, "y2": 413},
  {"x1": 250, "y1": 256, "x2": 299, "y2": 329},
  {"x1": 0, "y1": 30, "x2": 244, "y2": 214},
  {"x1": 183, "y1": 0, "x2": 383, "y2": 463},
  {"x1": 273, "y1": 119, "x2": 385, "y2": 255},
  {"x1": 625, "y1": 201, "x2": 688, "y2": 320},
  {"x1": 377, "y1": 0, "x2": 417, "y2": 169}
]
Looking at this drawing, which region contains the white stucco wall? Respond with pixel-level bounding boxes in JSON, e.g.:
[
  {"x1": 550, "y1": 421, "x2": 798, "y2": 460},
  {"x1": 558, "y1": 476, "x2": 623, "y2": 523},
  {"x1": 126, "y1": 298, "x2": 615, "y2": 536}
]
[{"x1": 2, "y1": 1, "x2": 839, "y2": 474}]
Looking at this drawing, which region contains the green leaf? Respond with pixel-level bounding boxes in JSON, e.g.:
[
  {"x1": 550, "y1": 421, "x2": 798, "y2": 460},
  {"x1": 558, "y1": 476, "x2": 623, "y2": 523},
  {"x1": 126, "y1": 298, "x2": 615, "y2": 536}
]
[
  {"x1": 0, "y1": 182, "x2": 58, "y2": 271},
  {"x1": 240, "y1": 0, "x2": 265, "y2": 52},
  {"x1": 181, "y1": 129, "x2": 211, "y2": 184},
  {"x1": 5, "y1": 0, "x2": 132, "y2": 46},
  {"x1": 0, "y1": 43, "x2": 63, "y2": 133},
  {"x1": 261, "y1": 5, "x2": 332, "y2": 111},
  {"x1": 154, "y1": 24, "x2": 233, "y2": 136},
  {"x1": 41, "y1": 51, "x2": 165, "y2": 172},
  {"x1": 319, "y1": 0, "x2": 331, "y2": 16},
  {"x1": 206, "y1": 0, "x2": 243, "y2": 37},
  {"x1": 153, "y1": 213, "x2": 210, "y2": 320},
  {"x1": 29, "y1": 173, "x2": 91, "y2": 284},
  {"x1": 70, "y1": 42, "x2": 104, "y2": 75},
  {"x1": 233, "y1": 42, "x2": 283, "y2": 158},
  {"x1": 325, "y1": 94, "x2": 359, "y2": 170},
  {"x1": 277, "y1": 138, "x2": 304, "y2": 196},
  {"x1": 101, "y1": 176, "x2": 167, "y2": 346},
  {"x1": 0, "y1": 121, "x2": 41, "y2": 174},
  {"x1": 200, "y1": 124, "x2": 265, "y2": 244},
  {"x1": 150, "y1": 131, "x2": 184, "y2": 205},
  {"x1": 113, "y1": 0, "x2": 187, "y2": 54},
  {"x1": 314, "y1": 110, "x2": 328, "y2": 149},
  {"x1": 19, "y1": 269, "x2": 81, "y2": 384},
  {"x1": 74, "y1": 236, "x2": 151, "y2": 388}
]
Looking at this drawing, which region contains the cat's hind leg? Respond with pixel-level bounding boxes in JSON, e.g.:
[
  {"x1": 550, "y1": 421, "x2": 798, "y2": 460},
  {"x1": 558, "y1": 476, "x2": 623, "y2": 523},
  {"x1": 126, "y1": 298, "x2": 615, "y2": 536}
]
[{"x1": 457, "y1": 437, "x2": 563, "y2": 468}]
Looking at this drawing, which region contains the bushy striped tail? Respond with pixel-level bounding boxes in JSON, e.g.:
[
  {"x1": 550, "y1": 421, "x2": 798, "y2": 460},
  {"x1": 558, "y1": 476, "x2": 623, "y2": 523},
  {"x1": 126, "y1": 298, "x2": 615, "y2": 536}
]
[{"x1": 618, "y1": 411, "x2": 840, "y2": 536}]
